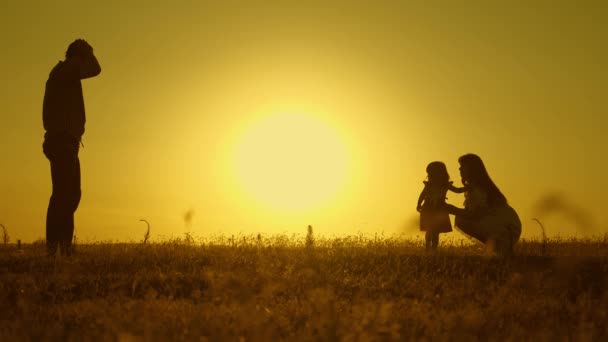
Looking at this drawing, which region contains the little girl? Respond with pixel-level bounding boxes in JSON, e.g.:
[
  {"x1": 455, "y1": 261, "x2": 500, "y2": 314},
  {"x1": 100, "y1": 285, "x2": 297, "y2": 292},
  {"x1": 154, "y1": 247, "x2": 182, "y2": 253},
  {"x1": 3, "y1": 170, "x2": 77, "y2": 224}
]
[{"x1": 416, "y1": 161, "x2": 465, "y2": 250}]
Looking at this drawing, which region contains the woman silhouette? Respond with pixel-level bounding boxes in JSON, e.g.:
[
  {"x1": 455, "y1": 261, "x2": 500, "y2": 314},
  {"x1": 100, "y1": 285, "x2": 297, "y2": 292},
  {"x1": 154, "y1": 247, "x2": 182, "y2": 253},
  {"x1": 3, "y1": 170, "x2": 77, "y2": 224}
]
[{"x1": 445, "y1": 154, "x2": 521, "y2": 256}]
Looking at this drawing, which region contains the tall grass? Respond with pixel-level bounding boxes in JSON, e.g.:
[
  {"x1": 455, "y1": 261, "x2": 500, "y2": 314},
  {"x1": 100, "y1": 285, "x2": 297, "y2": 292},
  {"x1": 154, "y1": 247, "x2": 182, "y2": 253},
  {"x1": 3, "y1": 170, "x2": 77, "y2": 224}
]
[
  {"x1": 0, "y1": 224, "x2": 8, "y2": 245},
  {"x1": 532, "y1": 218, "x2": 547, "y2": 255},
  {"x1": 140, "y1": 219, "x2": 151, "y2": 244},
  {"x1": 0, "y1": 235, "x2": 607, "y2": 340}
]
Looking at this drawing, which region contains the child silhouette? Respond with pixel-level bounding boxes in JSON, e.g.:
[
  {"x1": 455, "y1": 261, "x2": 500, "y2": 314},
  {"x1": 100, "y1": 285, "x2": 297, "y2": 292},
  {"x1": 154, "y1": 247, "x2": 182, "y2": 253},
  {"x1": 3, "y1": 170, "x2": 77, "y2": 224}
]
[{"x1": 416, "y1": 161, "x2": 465, "y2": 251}]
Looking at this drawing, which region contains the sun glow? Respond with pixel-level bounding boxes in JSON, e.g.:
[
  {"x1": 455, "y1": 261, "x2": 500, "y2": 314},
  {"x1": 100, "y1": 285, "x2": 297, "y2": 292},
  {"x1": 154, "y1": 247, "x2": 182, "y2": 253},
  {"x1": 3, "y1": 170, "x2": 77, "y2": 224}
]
[{"x1": 232, "y1": 113, "x2": 350, "y2": 213}]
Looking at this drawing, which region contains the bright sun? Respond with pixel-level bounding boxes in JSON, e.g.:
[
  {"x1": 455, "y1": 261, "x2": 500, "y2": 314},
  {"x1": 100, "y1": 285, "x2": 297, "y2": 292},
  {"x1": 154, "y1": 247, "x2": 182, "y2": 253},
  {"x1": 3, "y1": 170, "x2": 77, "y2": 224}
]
[{"x1": 232, "y1": 113, "x2": 350, "y2": 213}]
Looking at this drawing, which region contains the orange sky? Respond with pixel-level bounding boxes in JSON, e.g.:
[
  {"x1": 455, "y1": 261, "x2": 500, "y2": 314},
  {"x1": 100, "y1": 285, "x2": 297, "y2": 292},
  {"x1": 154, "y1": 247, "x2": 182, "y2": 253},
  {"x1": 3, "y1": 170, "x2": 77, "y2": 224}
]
[{"x1": 1, "y1": 1, "x2": 607, "y2": 242}]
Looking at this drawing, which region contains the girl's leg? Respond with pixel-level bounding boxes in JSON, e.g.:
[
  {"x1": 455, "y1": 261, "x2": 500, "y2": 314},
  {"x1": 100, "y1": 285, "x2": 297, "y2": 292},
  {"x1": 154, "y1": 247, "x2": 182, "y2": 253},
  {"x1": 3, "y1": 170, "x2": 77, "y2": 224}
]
[
  {"x1": 425, "y1": 232, "x2": 432, "y2": 251},
  {"x1": 431, "y1": 233, "x2": 439, "y2": 249}
]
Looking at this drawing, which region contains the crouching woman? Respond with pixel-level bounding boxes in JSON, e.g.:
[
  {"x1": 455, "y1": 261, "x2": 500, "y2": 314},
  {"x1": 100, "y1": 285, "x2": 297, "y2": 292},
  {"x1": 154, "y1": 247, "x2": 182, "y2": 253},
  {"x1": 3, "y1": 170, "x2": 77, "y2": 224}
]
[{"x1": 445, "y1": 154, "x2": 522, "y2": 256}]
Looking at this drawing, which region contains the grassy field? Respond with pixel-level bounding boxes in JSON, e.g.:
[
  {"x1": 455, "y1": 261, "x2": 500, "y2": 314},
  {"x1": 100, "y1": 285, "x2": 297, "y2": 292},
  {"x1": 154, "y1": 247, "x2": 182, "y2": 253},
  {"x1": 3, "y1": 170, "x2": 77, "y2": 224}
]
[{"x1": 1, "y1": 235, "x2": 607, "y2": 341}]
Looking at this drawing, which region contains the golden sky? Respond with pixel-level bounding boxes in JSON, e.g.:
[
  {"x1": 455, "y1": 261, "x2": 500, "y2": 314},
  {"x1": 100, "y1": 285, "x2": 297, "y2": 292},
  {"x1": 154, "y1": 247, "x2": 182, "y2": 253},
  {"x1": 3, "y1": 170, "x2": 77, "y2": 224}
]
[{"x1": 1, "y1": 1, "x2": 607, "y2": 242}]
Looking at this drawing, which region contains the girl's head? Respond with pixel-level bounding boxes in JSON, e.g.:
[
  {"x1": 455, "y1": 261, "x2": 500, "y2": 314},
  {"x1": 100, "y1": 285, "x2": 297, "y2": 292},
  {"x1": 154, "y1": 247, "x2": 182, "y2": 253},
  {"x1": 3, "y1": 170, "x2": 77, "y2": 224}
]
[
  {"x1": 458, "y1": 154, "x2": 507, "y2": 206},
  {"x1": 425, "y1": 161, "x2": 450, "y2": 184}
]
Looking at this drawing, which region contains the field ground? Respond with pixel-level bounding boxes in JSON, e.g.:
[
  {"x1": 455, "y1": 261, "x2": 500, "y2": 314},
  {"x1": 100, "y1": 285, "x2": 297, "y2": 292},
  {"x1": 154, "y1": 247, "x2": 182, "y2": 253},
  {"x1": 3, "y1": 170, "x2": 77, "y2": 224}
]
[{"x1": 1, "y1": 236, "x2": 607, "y2": 341}]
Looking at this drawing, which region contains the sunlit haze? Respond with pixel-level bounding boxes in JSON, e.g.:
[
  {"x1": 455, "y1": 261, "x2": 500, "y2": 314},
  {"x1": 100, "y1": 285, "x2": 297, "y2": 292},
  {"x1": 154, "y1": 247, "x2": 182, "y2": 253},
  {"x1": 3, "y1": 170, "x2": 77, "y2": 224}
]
[
  {"x1": 232, "y1": 112, "x2": 350, "y2": 212},
  {"x1": 1, "y1": 1, "x2": 607, "y2": 242}
]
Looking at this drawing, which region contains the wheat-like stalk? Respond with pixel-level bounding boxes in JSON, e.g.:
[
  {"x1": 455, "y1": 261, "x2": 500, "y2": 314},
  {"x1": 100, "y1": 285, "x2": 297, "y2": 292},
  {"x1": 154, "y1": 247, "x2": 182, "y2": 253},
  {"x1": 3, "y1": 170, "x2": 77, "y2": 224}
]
[
  {"x1": 140, "y1": 219, "x2": 151, "y2": 244},
  {"x1": 0, "y1": 224, "x2": 8, "y2": 245},
  {"x1": 184, "y1": 232, "x2": 194, "y2": 245},
  {"x1": 532, "y1": 218, "x2": 547, "y2": 255},
  {"x1": 306, "y1": 225, "x2": 315, "y2": 249}
]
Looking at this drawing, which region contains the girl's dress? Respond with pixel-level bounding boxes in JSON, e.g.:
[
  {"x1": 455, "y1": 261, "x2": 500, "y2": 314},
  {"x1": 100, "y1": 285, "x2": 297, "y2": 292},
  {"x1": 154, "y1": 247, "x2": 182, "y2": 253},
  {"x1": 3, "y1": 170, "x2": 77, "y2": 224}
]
[{"x1": 419, "y1": 182, "x2": 453, "y2": 233}]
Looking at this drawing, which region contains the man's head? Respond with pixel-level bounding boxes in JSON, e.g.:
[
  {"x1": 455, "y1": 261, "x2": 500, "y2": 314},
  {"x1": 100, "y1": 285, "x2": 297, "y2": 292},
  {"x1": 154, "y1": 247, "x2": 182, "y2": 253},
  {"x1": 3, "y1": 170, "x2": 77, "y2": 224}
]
[{"x1": 65, "y1": 39, "x2": 93, "y2": 60}]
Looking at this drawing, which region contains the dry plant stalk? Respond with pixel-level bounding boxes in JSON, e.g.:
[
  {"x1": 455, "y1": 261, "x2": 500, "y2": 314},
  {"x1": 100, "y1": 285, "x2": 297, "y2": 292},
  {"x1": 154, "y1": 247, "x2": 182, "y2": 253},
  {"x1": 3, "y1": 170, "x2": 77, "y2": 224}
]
[
  {"x1": 532, "y1": 218, "x2": 547, "y2": 255},
  {"x1": 140, "y1": 219, "x2": 151, "y2": 244},
  {"x1": 306, "y1": 225, "x2": 315, "y2": 249},
  {"x1": 0, "y1": 224, "x2": 9, "y2": 245},
  {"x1": 184, "y1": 232, "x2": 194, "y2": 245}
]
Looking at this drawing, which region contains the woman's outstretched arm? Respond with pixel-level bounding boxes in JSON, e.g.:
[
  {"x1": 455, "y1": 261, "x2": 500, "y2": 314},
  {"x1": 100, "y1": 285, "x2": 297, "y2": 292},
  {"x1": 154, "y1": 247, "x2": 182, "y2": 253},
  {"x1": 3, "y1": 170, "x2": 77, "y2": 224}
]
[
  {"x1": 448, "y1": 183, "x2": 466, "y2": 194},
  {"x1": 444, "y1": 203, "x2": 469, "y2": 216}
]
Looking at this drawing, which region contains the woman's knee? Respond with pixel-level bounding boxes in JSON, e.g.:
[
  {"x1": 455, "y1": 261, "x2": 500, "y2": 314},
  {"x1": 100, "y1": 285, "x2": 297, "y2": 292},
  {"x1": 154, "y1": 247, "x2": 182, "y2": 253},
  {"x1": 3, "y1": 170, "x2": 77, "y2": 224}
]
[
  {"x1": 455, "y1": 217, "x2": 487, "y2": 242},
  {"x1": 455, "y1": 215, "x2": 475, "y2": 230}
]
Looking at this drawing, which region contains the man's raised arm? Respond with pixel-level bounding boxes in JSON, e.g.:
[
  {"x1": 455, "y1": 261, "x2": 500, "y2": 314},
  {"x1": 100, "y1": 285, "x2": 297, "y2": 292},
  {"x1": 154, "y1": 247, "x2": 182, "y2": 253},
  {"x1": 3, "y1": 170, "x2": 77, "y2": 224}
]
[
  {"x1": 67, "y1": 39, "x2": 101, "y2": 79},
  {"x1": 79, "y1": 53, "x2": 101, "y2": 79},
  {"x1": 78, "y1": 46, "x2": 101, "y2": 79}
]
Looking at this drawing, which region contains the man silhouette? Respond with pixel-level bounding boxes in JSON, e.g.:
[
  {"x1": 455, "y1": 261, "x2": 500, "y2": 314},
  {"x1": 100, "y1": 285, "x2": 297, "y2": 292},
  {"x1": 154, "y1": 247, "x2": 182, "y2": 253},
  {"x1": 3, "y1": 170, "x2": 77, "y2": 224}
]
[{"x1": 43, "y1": 39, "x2": 101, "y2": 256}]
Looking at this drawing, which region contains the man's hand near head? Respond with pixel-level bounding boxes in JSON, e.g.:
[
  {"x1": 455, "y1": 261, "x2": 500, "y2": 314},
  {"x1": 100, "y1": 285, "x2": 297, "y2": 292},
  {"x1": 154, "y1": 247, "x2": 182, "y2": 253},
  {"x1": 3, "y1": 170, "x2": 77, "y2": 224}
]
[
  {"x1": 67, "y1": 38, "x2": 101, "y2": 79},
  {"x1": 71, "y1": 39, "x2": 94, "y2": 56}
]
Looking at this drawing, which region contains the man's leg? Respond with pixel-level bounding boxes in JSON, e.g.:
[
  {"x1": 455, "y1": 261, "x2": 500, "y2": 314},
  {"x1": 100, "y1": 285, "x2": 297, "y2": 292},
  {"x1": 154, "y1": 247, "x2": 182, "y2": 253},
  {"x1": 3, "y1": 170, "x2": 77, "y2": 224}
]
[
  {"x1": 45, "y1": 138, "x2": 80, "y2": 257},
  {"x1": 45, "y1": 203, "x2": 60, "y2": 256},
  {"x1": 61, "y1": 157, "x2": 81, "y2": 256},
  {"x1": 46, "y1": 144, "x2": 69, "y2": 256}
]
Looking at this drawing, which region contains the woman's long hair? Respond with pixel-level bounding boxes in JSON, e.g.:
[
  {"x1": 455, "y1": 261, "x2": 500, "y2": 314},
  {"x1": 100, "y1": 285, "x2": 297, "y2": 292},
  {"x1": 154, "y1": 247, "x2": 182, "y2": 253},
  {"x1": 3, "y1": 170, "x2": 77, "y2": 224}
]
[{"x1": 458, "y1": 154, "x2": 507, "y2": 207}]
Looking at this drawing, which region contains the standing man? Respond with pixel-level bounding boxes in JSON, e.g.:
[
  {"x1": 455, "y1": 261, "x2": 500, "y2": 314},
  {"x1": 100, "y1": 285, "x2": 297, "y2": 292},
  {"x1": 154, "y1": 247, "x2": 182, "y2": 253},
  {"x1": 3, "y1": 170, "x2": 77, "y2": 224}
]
[{"x1": 43, "y1": 39, "x2": 101, "y2": 256}]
